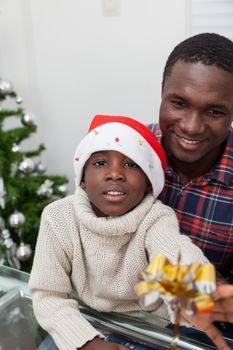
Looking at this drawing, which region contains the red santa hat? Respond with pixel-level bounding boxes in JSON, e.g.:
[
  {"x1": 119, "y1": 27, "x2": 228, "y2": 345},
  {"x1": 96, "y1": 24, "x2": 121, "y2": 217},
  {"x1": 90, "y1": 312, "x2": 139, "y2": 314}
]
[{"x1": 74, "y1": 115, "x2": 166, "y2": 198}]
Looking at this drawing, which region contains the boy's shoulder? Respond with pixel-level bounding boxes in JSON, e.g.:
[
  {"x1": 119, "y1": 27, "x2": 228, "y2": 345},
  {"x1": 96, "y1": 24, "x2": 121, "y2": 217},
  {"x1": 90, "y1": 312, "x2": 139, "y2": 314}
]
[
  {"x1": 140, "y1": 196, "x2": 178, "y2": 226},
  {"x1": 149, "y1": 199, "x2": 178, "y2": 224},
  {"x1": 152, "y1": 199, "x2": 176, "y2": 215},
  {"x1": 42, "y1": 193, "x2": 76, "y2": 216}
]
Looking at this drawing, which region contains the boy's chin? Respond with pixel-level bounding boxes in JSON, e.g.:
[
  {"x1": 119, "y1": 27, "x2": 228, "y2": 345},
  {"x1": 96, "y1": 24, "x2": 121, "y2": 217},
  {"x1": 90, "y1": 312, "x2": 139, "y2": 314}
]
[{"x1": 92, "y1": 205, "x2": 135, "y2": 218}]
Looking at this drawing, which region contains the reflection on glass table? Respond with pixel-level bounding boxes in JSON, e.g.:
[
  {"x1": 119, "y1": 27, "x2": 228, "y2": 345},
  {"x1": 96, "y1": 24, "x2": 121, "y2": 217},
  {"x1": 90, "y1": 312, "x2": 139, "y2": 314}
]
[{"x1": 0, "y1": 265, "x2": 233, "y2": 350}]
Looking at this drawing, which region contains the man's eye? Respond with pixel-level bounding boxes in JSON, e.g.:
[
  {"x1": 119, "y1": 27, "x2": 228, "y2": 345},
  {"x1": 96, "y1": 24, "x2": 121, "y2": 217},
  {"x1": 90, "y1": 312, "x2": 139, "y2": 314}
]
[
  {"x1": 171, "y1": 100, "x2": 185, "y2": 109},
  {"x1": 125, "y1": 162, "x2": 138, "y2": 168},
  {"x1": 207, "y1": 109, "x2": 224, "y2": 118},
  {"x1": 93, "y1": 160, "x2": 107, "y2": 167}
]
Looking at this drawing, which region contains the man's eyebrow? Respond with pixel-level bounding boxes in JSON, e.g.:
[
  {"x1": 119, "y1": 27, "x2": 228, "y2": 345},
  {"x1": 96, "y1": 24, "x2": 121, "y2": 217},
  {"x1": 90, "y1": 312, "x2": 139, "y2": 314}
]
[
  {"x1": 166, "y1": 92, "x2": 186, "y2": 100},
  {"x1": 205, "y1": 103, "x2": 229, "y2": 111},
  {"x1": 167, "y1": 93, "x2": 229, "y2": 110}
]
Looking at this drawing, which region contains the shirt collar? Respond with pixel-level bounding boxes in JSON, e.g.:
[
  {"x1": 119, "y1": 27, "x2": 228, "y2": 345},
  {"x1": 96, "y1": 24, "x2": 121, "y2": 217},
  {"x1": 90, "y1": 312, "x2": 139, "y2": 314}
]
[{"x1": 150, "y1": 124, "x2": 233, "y2": 186}]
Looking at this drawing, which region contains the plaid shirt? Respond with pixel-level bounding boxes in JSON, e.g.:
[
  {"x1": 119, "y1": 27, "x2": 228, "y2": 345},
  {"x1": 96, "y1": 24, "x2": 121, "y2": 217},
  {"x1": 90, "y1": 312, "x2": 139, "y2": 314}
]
[{"x1": 148, "y1": 124, "x2": 233, "y2": 283}]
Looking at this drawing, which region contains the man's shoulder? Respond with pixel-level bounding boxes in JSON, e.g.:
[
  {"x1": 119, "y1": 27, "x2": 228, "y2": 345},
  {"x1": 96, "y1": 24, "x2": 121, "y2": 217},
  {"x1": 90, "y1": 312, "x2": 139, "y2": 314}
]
[{"x1": 146, "y1": 122, "x2": 161, "y2": 140}]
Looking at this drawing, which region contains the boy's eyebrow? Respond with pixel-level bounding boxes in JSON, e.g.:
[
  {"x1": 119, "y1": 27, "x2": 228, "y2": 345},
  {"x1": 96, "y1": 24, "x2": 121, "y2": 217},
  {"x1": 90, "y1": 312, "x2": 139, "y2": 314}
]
[{"x1": 91, "y1": 151, "x2": 107, "y2": 156}]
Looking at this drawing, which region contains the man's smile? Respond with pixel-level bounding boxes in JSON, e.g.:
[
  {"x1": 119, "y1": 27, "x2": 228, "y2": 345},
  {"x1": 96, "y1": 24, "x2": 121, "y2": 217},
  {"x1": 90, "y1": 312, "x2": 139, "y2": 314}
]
[
  {"x1": 180, "y1": 137, "x2": 202, "y2": 144},
  {"x1": 173, "y1": 131, "x2": 206, "y2": 150}
]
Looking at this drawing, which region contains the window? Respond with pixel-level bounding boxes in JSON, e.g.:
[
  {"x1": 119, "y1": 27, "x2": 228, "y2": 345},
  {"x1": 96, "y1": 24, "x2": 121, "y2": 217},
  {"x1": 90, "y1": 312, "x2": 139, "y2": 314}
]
[{"x1": 191, "y1": 0, "x2": 233, "y2": 41}]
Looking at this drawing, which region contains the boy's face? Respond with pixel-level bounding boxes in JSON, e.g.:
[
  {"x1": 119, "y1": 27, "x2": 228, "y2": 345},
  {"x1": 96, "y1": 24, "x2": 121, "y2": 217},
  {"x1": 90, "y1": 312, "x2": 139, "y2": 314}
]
[{"x1": 82, "y1": 150, "x2": 151, "y2": 217}]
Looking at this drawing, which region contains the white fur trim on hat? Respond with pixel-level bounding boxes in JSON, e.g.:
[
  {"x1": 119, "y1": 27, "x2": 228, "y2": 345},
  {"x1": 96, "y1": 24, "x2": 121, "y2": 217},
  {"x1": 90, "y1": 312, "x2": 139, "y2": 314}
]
[{"x1": 74, "y1": 118, "x2": 165, "y2": 199}]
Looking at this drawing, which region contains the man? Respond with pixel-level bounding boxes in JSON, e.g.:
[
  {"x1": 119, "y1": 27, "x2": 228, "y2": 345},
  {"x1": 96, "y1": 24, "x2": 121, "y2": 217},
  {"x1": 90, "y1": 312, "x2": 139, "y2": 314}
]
[
  {"x1": 149, "y1": 32, "x2": 233, "y2": 283},
  {"x1": 148, "y1": 32, "x2": 233, "y2": 350}
]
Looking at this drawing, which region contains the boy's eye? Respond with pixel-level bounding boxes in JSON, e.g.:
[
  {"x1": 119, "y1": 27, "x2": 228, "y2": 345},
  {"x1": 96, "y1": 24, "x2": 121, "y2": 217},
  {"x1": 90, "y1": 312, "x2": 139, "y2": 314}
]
[
  {"x1": 124, "y1": 161, "x2": 138, "y2": 168},
  {"x1": 93, "y1": 160, "x2": 107, "y2": 167}
]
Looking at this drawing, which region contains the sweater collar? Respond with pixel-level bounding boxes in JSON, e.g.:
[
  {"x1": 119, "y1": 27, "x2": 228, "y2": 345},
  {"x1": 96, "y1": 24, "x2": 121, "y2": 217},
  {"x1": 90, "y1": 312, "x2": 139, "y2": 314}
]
[{"x1": 74, "y1": 186, "x2": 155, "y2": 236}]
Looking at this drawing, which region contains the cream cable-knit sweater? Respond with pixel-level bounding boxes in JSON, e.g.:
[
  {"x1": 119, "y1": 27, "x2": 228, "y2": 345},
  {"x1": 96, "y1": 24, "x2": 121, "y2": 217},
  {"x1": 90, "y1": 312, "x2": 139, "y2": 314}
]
[{"x1": 29, "y1": 187, "x2": 208, "y2": 350}]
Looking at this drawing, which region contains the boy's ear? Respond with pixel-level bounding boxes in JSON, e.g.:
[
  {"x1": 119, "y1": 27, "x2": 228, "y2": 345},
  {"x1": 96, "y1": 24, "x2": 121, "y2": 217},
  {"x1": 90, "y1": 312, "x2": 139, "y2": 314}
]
[
  {"x1": 146, "y1": 182, "x2": 152, "y2": 194},
  {"x1": 80, "y1": 177, "x2": 86, "y2": 189}
]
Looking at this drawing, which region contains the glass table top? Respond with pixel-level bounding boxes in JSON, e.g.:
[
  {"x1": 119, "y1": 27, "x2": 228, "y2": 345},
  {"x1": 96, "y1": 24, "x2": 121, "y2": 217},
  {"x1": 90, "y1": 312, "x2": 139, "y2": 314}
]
[{"x1": 0, "y1": 265, "x2": 232, "y2": 350}]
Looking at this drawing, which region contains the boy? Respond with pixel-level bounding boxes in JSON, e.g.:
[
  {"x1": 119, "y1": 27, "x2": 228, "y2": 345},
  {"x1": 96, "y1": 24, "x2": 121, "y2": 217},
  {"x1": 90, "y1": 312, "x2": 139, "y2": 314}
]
[{"x1": 29, "y1": 115, "x2": 209, "y2": 350}]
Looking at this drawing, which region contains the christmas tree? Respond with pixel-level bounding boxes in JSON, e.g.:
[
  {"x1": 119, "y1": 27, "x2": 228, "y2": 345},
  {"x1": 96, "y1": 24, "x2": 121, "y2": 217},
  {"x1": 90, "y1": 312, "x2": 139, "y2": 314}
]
[{"x1": 0, "y1": 78, "x2": 68, "y2": 272}]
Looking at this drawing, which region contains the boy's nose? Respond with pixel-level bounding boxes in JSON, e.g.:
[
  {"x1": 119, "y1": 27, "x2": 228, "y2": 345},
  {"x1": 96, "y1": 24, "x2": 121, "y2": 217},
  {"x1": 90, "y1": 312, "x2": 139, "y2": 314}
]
[{"x1": 105, "y1": 167, "x2": 125, "y2": 181}]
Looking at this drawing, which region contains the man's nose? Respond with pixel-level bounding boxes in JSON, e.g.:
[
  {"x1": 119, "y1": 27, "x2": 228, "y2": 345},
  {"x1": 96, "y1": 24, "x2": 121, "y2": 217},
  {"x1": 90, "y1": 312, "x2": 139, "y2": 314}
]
[{"x1": 179, "y1": 111, "x2": 205, "y2": 135}]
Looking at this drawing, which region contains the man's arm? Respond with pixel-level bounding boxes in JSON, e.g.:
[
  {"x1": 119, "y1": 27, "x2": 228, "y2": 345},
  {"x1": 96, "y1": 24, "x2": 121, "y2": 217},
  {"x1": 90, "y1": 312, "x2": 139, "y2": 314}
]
[{"x1": 184, "y1": 284, "x2": 233, "y2": 350}]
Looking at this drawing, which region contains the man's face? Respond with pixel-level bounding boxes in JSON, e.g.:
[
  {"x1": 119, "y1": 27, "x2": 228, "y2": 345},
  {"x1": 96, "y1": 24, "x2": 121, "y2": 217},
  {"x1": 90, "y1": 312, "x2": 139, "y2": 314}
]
[
  {"x1": 82, "y1": 150, "x2": 151, "y2": 217},
  {"x1": 159, "y1": 61, "x2": 233, "y2": 167}
]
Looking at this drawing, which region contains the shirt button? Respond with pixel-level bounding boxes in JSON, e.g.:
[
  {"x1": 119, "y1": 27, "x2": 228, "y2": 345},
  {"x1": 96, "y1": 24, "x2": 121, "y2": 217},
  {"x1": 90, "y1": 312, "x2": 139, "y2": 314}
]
[{"x1": 180, "y1": 187, "x2": 184, "y2": 194}]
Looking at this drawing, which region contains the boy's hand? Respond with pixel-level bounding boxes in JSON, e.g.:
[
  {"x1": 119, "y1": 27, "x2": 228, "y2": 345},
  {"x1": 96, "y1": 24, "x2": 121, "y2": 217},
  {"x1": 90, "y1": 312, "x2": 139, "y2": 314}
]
[
  {"x1": 183, "y1": 284, "x2": 233, "y2": 350},
  {"x1": 79, "y1": 337, "x2": 129, "y2": 350}
]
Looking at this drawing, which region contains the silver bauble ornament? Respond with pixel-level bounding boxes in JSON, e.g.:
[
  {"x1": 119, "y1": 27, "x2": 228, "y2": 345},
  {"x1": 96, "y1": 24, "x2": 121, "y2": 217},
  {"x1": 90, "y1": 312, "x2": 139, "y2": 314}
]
[
  {"x1": 12, "y1": 143, "x2": 20, "y2": 153},
  {"x1": 2, "y1": 229, "x2": 14, "y2": 249},
  {"x1": 16, "y1": 96, "x2": 23, "y2": 104},
  {"x1": 2, "y1": 229, "x2": 21, "y2": 269},
  {"x1": 58, "y1": 184, "x2": 68, "y2": 195},
  {"x1": 19, "y1": 158, "x2": 35, "y2": 173},
  {"x1": 21, "y1": 111, "x2": 36, "y2": 127},
  {"x1": 0, "y1": 79, "x2": 13, "y2": 93},
  {"x1": 35, "y1": 161, "x2": 46, "y2": 174},
  {"x1": 0, "y1": 216, "x2": 5, "y2": 230},
  {"x1": 9, "y1": 211, "x2": 26, "y2": 229},
  {"x1": 0, "y1": 177, "x2": 6, "y2": 209},
  {"x1": 16, "y1": 242, "x2": 32, "y2": 261},
  {"x1": 37, "y1": 179, "x2": 54, "y2": 198}
]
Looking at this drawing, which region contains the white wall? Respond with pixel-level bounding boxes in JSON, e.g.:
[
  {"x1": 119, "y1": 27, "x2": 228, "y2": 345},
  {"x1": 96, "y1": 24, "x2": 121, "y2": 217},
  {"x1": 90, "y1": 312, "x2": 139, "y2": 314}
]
[{"x1": 0, "y1": 0, "x2": 190, "y2": 191}]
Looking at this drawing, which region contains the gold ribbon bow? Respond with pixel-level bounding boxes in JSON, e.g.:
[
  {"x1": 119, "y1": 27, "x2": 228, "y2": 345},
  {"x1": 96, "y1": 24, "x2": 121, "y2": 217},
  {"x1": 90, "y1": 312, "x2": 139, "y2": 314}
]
[{"x1": 135, "y1": 254, "x2": 216, "y2": 349}]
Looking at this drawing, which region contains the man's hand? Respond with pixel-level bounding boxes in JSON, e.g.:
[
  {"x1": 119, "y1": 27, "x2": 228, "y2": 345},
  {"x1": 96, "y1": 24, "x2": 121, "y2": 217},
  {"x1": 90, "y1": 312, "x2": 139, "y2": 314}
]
[
  {"x1": 183, "y1": 284, "x2": 233, "y2": 350},
  {"x1": 79, "y1": 336, "x2": 129, "y2": 350}
]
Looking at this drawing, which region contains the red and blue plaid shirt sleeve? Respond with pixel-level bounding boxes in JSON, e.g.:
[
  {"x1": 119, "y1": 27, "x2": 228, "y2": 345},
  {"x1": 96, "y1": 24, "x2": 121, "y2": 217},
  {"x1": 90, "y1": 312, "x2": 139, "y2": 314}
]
[{"x1": 148, "y1": 123, "x2": 233, "y2": 283}]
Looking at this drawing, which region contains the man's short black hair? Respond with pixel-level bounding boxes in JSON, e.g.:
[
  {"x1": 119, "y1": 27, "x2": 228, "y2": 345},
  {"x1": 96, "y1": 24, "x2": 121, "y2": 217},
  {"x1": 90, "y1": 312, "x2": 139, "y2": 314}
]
[{"x1": 162, "y1": 33, "x2": 233, "y2": 90}]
